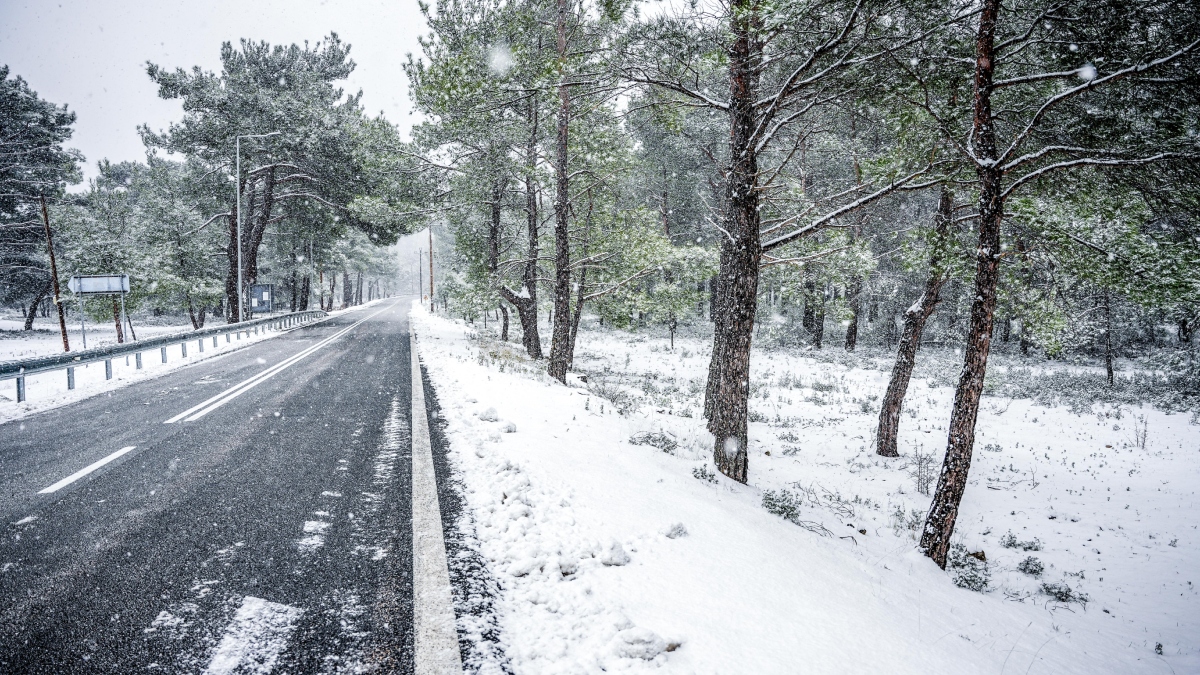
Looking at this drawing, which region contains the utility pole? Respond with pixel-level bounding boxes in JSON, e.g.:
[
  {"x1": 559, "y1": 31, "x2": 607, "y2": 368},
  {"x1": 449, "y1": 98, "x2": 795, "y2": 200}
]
[
  {"x1": 418, "y1": 249, "x2": 423, "y2": 303},
  {"x1": 428, "y1": 228, "x2": 435, "y2": 313},
  {"x1": 39, "y1": 196, "x2": 70, "y2": 352}
]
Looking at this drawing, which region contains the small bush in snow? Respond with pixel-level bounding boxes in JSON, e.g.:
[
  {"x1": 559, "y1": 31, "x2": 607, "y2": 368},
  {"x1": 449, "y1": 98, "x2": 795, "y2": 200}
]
[
  {"x1": 763, "y1": 489, "x2": 803, "y2": 522},
  {"x1": 692, "y1": 466, "x2": 718, "y2": 484},
  {"x1": 983, "y1": 443, "x2": 1003, "y2": 453},
  {"x1": 906, "y1": 451, "x2": 937, "y2": 495},
  {"x1": 663, "y1": 523, "x2": 688, "y2": 539},
  {"x1": 1017, "y1": 556, "x2": 1044, "y2": 577},
  {"x1": 947, "y1": 544, "x2": 990, "y2": 592},
  {"x1": 1000, "y1": 531, "x2": 1043, "y2": 551},
  {"x1": 629, "y1": 430, "x2": 678, "y2": 453},
  {"x1": 762, "y1": 489, "x2": 832, "y2": 536},
  {"x1": 1041, "y1": 581, "x2": 1088, "y2": 604}
]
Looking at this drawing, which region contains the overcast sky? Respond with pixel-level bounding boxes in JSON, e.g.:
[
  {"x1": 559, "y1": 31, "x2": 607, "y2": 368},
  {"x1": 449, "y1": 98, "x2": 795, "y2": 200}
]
[{"x1": 0, "y1": 0, "x2": 429, "y2": 186}]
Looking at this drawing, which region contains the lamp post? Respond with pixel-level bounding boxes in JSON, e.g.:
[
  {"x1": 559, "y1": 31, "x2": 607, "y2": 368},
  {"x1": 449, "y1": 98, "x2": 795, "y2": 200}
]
[{"x1": 235, "y1": 131, "x2": 281, "y2": 321}]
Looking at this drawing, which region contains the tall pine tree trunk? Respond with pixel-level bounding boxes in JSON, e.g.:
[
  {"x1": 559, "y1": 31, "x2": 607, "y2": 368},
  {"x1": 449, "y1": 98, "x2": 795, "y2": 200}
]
[
  {"x1": 225, "y1": 212, "x2": 241, "y2": 322},
  {"x1": 111, "y1": 296, "x2": 125, "y2": 344},
  {"x1": 876, "y1": 188, "x2": 953, "y2": 457},
  {"x1": 845, "y1": 277, "x2": 863, "y2": 351},
  {"x1": 23, "y1": 282, "x2": 50, "y2": 331},
  {"x1": 547, "y1": 0, "x2": 574, "y2": 383},
  {"x1": 921, "y1": 0, "x2": 1004, "y2": 569},
  {"x1": 496, "y1": 115, "x2": 544, "y2": 359},
  {"x1": 812, "y1": 288, "x2": 825, "y2": 349},
  {"x1": 1104, "y1": 292, "x2": 1114, "y2": 385},
  {"x1": 705, "y1": 0, "x2": 762, "y2": 483}
]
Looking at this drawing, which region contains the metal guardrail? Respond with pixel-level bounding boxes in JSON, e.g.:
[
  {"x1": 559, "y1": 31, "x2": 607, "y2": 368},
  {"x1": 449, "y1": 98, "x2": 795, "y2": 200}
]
[{"x1": 1, "y1": 310, "x2": 328, "y2": 402}]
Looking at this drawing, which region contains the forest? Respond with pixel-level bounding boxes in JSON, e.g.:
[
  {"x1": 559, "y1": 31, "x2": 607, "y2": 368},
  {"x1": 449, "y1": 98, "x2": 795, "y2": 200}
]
[
  {"x1": 3, "y1": 0, "x2": 1198, "y2": 577},
  {"x1": 403, "y1": 0, "x2": 1200, "y2": 570}
]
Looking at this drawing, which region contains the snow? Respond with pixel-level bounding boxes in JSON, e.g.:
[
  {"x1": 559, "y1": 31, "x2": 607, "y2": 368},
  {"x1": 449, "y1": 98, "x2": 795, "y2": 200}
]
[
  {"x1": 411, "y1": 303, "x2": 1199, "y2": 674},
  {"x1": 201, "y1": 595, "x2": 304, "y2": 675}
]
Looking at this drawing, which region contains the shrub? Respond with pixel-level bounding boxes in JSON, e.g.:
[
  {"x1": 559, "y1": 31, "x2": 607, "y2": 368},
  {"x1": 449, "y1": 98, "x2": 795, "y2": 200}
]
[
  {"x1": 629, "y1": 431, "x2": 678, "y2": 453},
  {"x1": 1017, "y1": 556, "x2": 1044, "y2": 577},
  {"x1": 999, "y1": 531, "x2": 1043, "y2": 551},
  {"x1": 947, "y1": 544, "x2": 990, "y2": 592},
  {"x1": 1041, "y1": 581, "x2": 1088, "y2": 604}
]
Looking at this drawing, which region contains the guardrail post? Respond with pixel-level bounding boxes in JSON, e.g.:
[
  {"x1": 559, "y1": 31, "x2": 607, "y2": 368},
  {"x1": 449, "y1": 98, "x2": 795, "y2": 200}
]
[
  {"x1": 198, "y1": 338, "x2": 204, "y2": 353},
  {"x1": 67, "y1": 367, "x2": 75, "y2": 390},
  {"x1": 181, "y1": 342, "x2": 187, "y2": 357},
  {"x1": 136, "y1": 353, "x2": 143, "y2": 369},
  {"x1": 105, "y1": 359, "x2": 112, "y2": 380},
  {"x1": 16, "y1": 374, "x2": 25, "y2": 402},
  {"x1": 226, "y1": 333, "x2": 230, "y2": 343},
  {"x1": 161, "y1": 346, "x2": 168, "y2": 363}
]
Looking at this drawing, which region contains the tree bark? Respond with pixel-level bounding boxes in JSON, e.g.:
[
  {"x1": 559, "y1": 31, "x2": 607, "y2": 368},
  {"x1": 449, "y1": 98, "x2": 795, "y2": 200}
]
[
  {"x1": 111, "y1": 296, "x2": 125, "y2": 344},
  {"x1": 38, "y1": 197, "x2": 70, "y2": 350},
  {"x1": 547, "y1": 0, "x2": 574, "y2": 383},
  {"x1": 186, "y1": 294, "x2": 202, "y2": 330},
  {"x1": 876, "y1": 188, "x2": 953, "y2": 457},
  {"x1": 342, "y1": 271, "x2": 353, "y2": 308},
  {"x1": 500, "y1": 303, "x2": 510, "y2": 341},
  {"x1": 245, "y1": 169, "x2": 275, "y2": 293},
  {"x1": 1104, "y1": 291, "x2": 1114, "y2": 385},
  {"x1": 497, "y1": 99, "x2": 545, "y2": 359},
  {"x1": 802, "y1": 273, "x2": 816, "y2": 333},
  {"x1": 23, "y1": 282, "x2": 51, "y2": 331},
  {"x1": 300, "y1": 274, "x2": 311, "y2": 311},
  {"x1": 921, "y1": 0, "x2": 1003, "y2": 570},
  {"x1": 812, "y1": 288, "x2": 825, "y2": 349},
  {"x1": 845, "y1": 276, "x2": 863, "y2": 351},
  {"x1": 225, "y1": 210, "x2": 241, "y2": 322},
  {"x1": 224, "y1": 172, "x2": 259, "y2": 323},
  {"x1": 705, "y1": 0, "x2": 762, "y2": 483}
]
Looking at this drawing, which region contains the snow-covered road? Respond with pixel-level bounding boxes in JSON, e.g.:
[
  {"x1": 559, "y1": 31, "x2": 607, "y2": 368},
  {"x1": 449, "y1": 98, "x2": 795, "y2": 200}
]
[{"x1": 0, "y1": 300, "x2": 473, "y2": 672}]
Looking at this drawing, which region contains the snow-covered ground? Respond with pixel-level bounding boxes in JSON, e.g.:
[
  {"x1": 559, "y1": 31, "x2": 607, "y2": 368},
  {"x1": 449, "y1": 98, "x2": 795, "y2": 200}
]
[
  {"x1": 411, "y1": 305, "x2": 1199, "y2": 674},
  {"x1": 0, "y1": 304, "x2": 374, "y2": 424}
]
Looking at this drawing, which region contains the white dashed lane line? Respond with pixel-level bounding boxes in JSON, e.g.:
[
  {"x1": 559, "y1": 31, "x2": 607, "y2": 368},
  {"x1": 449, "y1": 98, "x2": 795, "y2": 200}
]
[
  {"x1": 165, "y1": 303, "x2": 396, "y2": 424},
  {"x1": 37, "y1": 446, "x2": 137, "y2": 494}
]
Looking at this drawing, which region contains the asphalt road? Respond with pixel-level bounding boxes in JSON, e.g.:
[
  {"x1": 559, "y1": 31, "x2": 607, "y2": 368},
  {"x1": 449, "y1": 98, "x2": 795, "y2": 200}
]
[{"x1": 0, "y1": 299, "x2": 448, "y2": 673}]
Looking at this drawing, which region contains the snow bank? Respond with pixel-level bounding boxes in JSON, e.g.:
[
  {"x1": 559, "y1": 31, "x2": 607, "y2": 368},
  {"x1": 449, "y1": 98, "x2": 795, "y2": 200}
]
[{"x1": 412, "y1": 304, "x2": 1198, "y2": 674}]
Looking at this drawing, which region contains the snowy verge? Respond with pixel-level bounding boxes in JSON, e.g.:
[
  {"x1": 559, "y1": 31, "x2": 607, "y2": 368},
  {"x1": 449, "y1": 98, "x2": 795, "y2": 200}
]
[{"x1": 411, "y1": 304, "x2": 1198, "y2": 674}]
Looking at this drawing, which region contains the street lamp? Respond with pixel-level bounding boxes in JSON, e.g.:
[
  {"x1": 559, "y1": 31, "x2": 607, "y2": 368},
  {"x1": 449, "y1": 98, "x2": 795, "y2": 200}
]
[{"x1": 235, "y1": 131, "x2": 281, "y2": 321}]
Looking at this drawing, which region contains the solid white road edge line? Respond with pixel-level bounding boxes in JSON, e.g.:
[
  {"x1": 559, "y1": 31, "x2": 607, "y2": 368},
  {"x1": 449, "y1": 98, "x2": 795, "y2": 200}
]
[
  {"x1": 164, "y1": 302, "x2": 396, "y2": 424},
  {"x1": 410, "y1": 330, "x2": 464, "y2": 675},
  {"x1": 38, "y1": 446, "x2": 137, "y2": 494}
]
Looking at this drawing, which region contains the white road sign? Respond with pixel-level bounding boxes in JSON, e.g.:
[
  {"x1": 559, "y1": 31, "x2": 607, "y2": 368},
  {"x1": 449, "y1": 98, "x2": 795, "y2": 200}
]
[{"x1": 68, "y1": 275, "x2": 130, "y2": 295}]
